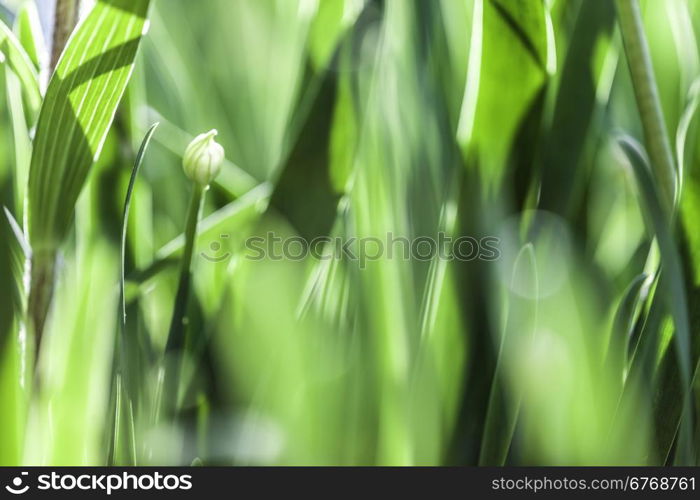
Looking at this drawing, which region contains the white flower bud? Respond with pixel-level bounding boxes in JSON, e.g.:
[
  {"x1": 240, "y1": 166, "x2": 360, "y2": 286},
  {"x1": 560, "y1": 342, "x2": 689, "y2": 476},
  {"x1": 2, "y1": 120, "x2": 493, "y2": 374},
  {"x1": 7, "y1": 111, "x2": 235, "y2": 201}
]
[{"x1": 182, "y1": 129, "x2": 225, "y2": 186}]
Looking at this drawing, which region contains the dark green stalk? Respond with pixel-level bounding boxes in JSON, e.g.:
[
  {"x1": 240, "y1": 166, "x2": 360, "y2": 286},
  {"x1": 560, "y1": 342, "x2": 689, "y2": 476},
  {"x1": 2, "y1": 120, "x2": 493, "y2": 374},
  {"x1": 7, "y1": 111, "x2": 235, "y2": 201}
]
[
  {"x1": 27, "y1": 249, "x2": 55, "y2": 370},
  {"x1": 27, "y1": 0, "x2": 82, "y2": 379},
  {"x1": 615, "y1": 0, "x2": 676, "y2": 211},
  {"x1": 161, "y1": 184, "x2": 205, "y2": 416},
  {"x1": 50, "y1": 0, "x2": 80, "y2": 73}
]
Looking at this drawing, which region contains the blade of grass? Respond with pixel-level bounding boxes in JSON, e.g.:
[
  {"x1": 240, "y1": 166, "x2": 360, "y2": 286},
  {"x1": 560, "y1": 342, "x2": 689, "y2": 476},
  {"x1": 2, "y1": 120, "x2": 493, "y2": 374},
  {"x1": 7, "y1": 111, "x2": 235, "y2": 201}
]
[
  {"x1": 538, "y1": 0, "x2": 615, "y2": 213},
  {"x1": 6, "y1": 74, "x2": 31, "y2": 216},
  {"x1": 479, "y1": 244, "x2": 537, "y2": 465},
  {"x1": 15, "y1": 2, "x2": 45, "y2": 71},
  {"x1": 109, "y1": 123, "x2": 158, "y2": 466},
  {"x1": 0, "y1": 209, "x2": 28, "y2": 465},
  {"x1": 605, "y1": 272, "x2": 648, "y2": 378},
  {"x1": 121, "y1": 123, "x2": 158, "y2": 324},
  {"x1": 3, "y1": 207, "x2": 30, "y2": 259},
  {"x1": 0, "y1": 18, "x2": 41, "y2": 118},
  {"x1": 618, "y1": 136, "x2": 694, "y2": 464},
  {"x1": 676, "y1": 78, "x2": 700, "y2": 189}
]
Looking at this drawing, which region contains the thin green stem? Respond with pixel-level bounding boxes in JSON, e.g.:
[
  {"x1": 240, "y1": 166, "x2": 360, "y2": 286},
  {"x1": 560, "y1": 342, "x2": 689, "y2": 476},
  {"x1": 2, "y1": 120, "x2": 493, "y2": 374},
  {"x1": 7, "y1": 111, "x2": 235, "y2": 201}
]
[
  {"x1": 615, "y1": 0, "x2": 676, "y2": 211},
  {"x1": 27, "y1": 249, "x2": 56, "y2": 373},
  {"x1": 161, "y1": 184, "x2": 205, "y2": 417}
]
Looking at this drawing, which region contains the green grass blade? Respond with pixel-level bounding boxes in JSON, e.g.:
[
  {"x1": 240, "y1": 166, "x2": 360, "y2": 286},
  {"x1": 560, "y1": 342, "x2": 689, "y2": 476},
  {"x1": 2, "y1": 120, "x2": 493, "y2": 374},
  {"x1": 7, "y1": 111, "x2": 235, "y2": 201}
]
[
  {"x1": 15, "y1": 2, "x2": 45, "y2": 71},
  {"x1": 0, "y1": 208, "x2": 27, "y2": 465},
  {"x1": 0, "y1": 18, "x2": 41, "y2": 118},
  {"x1": 676, "y1": 78, "x2": 700, "y2": 188},
  {"x1": 606, "y1": 273, "x2": 648, "y2": 373},
  {"x1": 3, "y1": 207, "x2": 30, "y2": 258},
  {"x1": 120, "y1": 122, "x2": 158, "y2": 324},
  {"x1": 538, "y1": 0, "x2": 615, "y2": 213},
  {"x1": 604, "y1": 271, "x2": 649, "y2": 410},
  {"x1": 479, "y1": 243, "x2": 537, "y2": 465},
  {"x1": 307, "y1": 0, "x2": 361, "y2": 70},
  {"x1": 6, "y1": 69, "x2": 31, "y2": 216},
  {"x1": 618, "y1": 136, "x2": 694, "y2": 463}
]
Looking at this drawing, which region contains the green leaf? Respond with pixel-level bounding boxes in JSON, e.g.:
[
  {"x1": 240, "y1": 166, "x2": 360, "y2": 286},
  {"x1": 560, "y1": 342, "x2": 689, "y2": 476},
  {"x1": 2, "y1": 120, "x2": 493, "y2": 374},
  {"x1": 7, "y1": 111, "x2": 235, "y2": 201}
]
[
  {"x1": 15, "y1": 2, "x2": 45, "y2": 71},
  {"x1": 27, "y1": 0, "x2": 152, "y2": 252},
  {"x1": 458, "y1": 0, "x2": 549, "y2": 185},
  {"x1": 269, "y1": 62, "x2": 341, "y2": 241},
  {"x1": 0, "y1": 17, "x2": 41, "y2": 118},
  {"x1": 108, "y1": 374, "x2": 137, "y2": 465},
  {"x1": 307, "y1": 0, "x2": 361, "y2": 70},
  {"x1": 538, "y1": 0, "x2": 615, "y2": 213},
  {"x1": 6, "y1": 68, "x2": 32, "y2": 216},
  {"x1": 0, "y1": 204, "x2": 28, "y2": 465}
]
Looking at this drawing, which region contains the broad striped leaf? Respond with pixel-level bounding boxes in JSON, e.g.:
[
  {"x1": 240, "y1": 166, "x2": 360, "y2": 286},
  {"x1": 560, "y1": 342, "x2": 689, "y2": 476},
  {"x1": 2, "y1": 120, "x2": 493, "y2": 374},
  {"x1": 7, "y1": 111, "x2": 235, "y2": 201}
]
[
  {"x1": 27, "y1": 0, "x2": 152, "y2": 252},
  {"x1": 458, "y1": 0, "x2": 549, "y2": 186}
]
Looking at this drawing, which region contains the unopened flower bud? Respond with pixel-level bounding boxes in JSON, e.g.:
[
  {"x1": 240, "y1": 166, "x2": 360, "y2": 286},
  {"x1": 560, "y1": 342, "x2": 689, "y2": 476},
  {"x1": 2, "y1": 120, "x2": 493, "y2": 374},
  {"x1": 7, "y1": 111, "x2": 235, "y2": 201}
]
[{"x1": 183, "y1": 129, "x2": 225, "y2": 186}]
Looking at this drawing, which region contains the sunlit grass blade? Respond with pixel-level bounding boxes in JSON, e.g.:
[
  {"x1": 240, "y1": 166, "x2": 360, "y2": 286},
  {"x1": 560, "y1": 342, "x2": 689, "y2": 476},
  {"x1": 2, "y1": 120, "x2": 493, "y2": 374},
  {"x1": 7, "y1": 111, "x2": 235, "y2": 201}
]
[
  {"x1": 618, "y1": 136, "x2": 694, "y2": 464},
  {"x1": 676, "y1": 78, "x2": 700, "y2": 189},
  {"x1": 15, "y1": 2, "x2": 45, "y2": 71},
  {"x1": 3, "y1": 207, "x2": 30, "y2": 258},
  {"x1": 0, "y1": 202, "x2": 30, "y2": 465},
  {"x1": 111, "y1": 124, "x2": 158, "y2": 466},
  {"x1": 121, "y1": 123, "x2": 158, "y2": 324},
  {"x1": 307, "y1": 0, "x2": 363, "y2": 71},
  {"x1": 605, "y1": 272, "x2": 648, "y2": 380},
  {"x1": 0, "y1": 19, "x2": 41, "y2": 118},
  {"x1": 538, "y1": 0, "x2": 615, "y2": 213},
  {"x1": 6, "y1": 68, "x2": 31, "y2": 215}
]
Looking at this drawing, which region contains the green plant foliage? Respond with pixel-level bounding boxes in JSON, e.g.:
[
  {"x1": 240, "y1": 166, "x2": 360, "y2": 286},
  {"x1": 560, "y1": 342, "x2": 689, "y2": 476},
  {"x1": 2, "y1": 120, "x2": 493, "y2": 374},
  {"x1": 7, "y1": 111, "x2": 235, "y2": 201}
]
[
  {"x1": 1, "y1": 0, "x2": 700, "y2": 467},
  {"x1": 27, "y1": 0, "x2": 151, "y2": 252}
]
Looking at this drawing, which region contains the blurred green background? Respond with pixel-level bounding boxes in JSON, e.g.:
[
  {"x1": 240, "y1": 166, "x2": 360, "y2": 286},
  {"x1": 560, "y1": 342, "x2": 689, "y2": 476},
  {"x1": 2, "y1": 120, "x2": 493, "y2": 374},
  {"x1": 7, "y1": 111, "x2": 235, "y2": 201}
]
[{"x1": 1, "y1": 0, "x2": 700, "y2": 465}]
